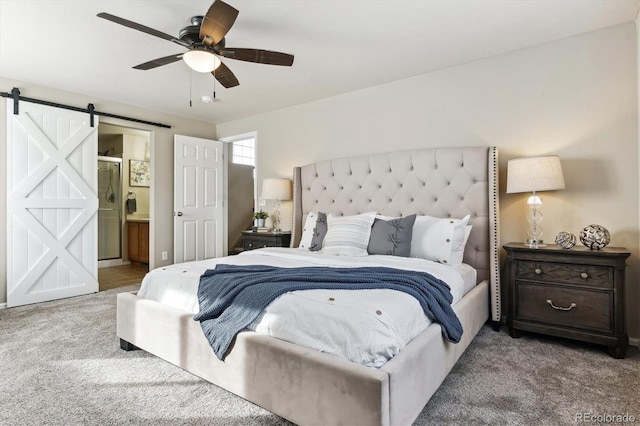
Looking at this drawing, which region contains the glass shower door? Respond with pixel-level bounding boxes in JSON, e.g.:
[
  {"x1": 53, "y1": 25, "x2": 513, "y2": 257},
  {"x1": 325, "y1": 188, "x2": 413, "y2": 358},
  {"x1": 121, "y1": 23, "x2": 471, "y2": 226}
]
[{"x1": 98, "y1": 157, "x2": 122, "y2": 260}]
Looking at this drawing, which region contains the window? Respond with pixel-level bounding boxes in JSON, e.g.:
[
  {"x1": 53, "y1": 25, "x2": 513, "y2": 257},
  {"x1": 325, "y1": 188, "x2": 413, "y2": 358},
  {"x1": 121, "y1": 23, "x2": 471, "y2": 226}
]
[{"x1": 232, "y1": 137, "x2": 255, "y2": 166}]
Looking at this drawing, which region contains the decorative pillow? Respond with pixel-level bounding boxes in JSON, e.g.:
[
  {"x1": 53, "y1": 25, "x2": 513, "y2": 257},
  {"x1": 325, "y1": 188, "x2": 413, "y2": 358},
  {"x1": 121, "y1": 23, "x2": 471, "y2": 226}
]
[
  {"x1": 410, "y1": 214, "x2": 471, "y2": 265},
  {"x1": 321, "y1": 212, "x2": 377, "y2": 256},
  {"x1": 309, "y1": 212, "x2": 327, "y2": 251},
  {"x1": 450, "y1": 225, "x2": 472, "y2": 265},
  {"x1": 298, "y1": 212, "x2": 318, "y2": 249},
  {"x1": 299, "y1": 212, "x2": 328, "y2": 250},
  {"x1": 367, "y1": 214, "x2": 416, "y2": 257}
]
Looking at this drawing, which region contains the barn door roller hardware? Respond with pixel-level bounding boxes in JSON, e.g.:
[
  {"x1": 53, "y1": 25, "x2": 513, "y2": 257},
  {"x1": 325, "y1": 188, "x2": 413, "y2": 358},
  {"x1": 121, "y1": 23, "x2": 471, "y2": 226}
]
[{"x1": 1, "y1": 87, "x2": 171, "y2": 129}]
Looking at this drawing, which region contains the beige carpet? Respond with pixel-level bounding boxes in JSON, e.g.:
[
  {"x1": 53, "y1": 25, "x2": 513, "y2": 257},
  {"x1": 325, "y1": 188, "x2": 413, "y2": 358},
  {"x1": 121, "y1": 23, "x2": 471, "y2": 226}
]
[{"x1": 0, "y1": 286, "x2": 638, "y2": 425}]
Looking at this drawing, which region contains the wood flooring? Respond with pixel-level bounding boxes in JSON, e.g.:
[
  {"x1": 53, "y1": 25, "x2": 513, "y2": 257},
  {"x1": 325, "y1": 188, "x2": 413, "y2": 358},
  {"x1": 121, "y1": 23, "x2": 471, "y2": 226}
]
[{"x1": 98, "y1": 263, "x2": 148, "y2": 291}]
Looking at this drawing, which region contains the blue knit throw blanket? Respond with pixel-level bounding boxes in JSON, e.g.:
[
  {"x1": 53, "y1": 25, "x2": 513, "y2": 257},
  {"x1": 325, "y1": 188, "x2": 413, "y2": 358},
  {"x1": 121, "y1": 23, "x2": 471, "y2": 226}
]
[{"x1": 194, "y1": 264, "x2": 463, "y2": 360}]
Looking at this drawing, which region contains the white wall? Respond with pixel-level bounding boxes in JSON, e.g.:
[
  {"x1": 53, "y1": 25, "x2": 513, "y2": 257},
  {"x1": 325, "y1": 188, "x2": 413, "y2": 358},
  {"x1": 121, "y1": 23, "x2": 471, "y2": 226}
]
[
  {"x1": 218, "y1": 23, "x2": 639, "y2": 340},
  {"x1": 123, "y1": 133, "x2": 151, "y2": 218},
  {"x1": 636, "y1": 10, "x2": 640, "y2": 344},
  {"x1": 0, "y1": 77, "x2": 217, "y2": 304}
]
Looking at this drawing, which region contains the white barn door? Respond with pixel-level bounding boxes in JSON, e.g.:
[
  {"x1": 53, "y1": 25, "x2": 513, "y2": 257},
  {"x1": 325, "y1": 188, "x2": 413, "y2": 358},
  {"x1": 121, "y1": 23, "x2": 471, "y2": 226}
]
[
  {"x1": 6, "y1": 100, "x2": 99, "y2": 307},
  {"x1": 174, "y1": 135, "x2": 224, "y2": 263}
]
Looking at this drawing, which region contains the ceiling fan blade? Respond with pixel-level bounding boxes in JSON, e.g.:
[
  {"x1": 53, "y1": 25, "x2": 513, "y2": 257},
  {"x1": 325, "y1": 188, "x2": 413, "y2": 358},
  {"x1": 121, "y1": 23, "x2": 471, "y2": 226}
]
[
  {"x1": 97, "y1": 12, "x2": 190, "y2": 49},
  {"x1": 200, "y1": 0, "x2": 239, "y2": 46},
  {"x1": 212, "y1": 62, "x2": 239, "y2": 88},
  {"x1": 133, "y1": 53, "x2": 185, "y2": 70},
  {"x1": 219, "y1": 48, "x2": 294, "y2": 66}
]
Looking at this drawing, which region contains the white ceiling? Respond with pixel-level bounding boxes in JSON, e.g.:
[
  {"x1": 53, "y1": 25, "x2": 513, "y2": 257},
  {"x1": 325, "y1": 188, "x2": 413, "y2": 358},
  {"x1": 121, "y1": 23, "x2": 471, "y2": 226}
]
[{"x1": 1, "y1": 1, "x2": 638, "y2": 126}]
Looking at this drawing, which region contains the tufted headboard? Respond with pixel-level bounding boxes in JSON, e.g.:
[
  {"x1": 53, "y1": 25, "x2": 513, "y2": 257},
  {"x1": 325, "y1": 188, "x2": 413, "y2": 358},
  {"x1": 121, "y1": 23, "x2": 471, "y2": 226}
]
[{"x1": 292, "y1": 147, "x2": 501, "y2": 323}]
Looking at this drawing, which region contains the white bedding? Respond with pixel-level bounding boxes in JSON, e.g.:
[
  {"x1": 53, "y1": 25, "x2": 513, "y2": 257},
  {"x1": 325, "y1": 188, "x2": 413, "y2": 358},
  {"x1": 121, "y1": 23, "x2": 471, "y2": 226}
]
[{"x1": 137, "y1": 247, "x2": 477, "y2": 367}]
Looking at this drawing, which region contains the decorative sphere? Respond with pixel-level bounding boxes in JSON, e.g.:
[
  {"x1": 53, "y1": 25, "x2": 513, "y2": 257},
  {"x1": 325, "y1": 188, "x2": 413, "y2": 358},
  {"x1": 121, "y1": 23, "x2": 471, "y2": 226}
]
[
  {"x1": 555, "y1": 232, "x2": 576, "y2": 249},
  {"x1": 580, "y1": 224, "x2": 610, "y2": 250}
]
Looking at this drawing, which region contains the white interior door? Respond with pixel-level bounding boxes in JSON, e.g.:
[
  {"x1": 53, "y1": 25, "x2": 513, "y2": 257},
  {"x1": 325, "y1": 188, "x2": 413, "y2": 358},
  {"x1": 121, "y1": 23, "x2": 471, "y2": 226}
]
[
  {"x1": 174, "y1": 135, "x2": 224, "y2": 263},
  {"x1": 6, "y1": 100, "x2": 99, "y2": 307}
]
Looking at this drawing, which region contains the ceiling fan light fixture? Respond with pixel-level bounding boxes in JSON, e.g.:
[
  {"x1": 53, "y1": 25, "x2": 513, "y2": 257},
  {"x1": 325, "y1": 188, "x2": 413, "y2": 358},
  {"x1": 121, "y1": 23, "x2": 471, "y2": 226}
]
[{"x1": 183, "y1": 49, "x2": 221, "y2": 72}]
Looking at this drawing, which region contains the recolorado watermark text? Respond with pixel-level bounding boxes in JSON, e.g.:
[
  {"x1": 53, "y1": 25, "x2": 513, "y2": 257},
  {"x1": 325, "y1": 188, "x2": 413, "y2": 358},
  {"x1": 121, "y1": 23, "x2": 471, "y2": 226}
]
[{"x1": 576, "y1": 413, "x2": 636, "y2": 423}]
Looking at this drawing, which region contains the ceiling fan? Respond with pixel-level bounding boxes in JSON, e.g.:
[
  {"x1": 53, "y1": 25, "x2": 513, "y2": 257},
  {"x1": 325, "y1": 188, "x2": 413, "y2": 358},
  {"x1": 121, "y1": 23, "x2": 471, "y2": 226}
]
[{"x1": 97, "y1": 0, "x2": 294, "y2": 88}]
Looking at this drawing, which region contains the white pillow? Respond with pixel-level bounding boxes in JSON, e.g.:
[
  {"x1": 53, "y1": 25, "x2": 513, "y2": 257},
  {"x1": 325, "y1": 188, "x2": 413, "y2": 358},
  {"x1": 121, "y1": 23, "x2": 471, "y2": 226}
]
[
  {"x1": 410, "y1": 215, "x2": 471, "y2": 265},
  {"x1": 321, "y1": 212, "x2": 377, "y2": 256},
  {"x1": 298, "y1": 212, "x2": 318, "y2": 249},
  {"x1": 450, "y1": 225, "x2": 473, "y2": 265}
]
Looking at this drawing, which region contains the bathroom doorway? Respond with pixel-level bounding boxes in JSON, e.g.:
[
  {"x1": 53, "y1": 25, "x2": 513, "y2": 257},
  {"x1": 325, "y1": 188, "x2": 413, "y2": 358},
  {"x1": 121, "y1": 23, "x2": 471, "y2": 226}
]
[
  {"x1": 98, "y1": 156, "x2": 122, "y2": 260},
  {"x1": 97, "y1": 123, "x2": 151, "y2": 275}
]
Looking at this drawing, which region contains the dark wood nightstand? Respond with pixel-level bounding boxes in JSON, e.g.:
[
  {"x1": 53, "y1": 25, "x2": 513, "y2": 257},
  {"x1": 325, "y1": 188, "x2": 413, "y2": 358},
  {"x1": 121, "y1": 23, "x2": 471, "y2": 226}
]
[
  {"x1": 504, "y1": 243, "x2": 630, "y2": 358},
  {"x1": 241, "y1": 231, "x2": 292, "y2": 251}
]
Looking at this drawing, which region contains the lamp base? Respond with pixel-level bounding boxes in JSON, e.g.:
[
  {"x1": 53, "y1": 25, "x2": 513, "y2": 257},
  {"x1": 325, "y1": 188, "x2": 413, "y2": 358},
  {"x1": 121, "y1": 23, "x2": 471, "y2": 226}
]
[{"x1": 525, "y1": 239, "x2": 546, "y2": 248}]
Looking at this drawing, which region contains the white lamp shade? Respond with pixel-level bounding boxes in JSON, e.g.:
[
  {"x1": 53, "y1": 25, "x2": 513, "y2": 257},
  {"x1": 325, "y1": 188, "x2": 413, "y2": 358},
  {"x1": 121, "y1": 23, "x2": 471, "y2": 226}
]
[
  {"x1": 183, "y1": 49, "x2": 221, "y2": 73},
  {"x1": 261, "y1": 178, "x2": 292, "y2": 200},
  {"x1": 506, "y1": 155, "x2": 565, "y2": 194}
]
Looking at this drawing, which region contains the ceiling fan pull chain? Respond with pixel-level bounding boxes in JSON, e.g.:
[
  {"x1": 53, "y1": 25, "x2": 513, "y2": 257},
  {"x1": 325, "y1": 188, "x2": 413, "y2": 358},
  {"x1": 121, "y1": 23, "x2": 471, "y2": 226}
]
[
  {"x1": 213, "y1": 68, "x2": 216, "y2": 99},
  {"x1": 189, "y1": 69, "x2": 193, "y2": 107}
]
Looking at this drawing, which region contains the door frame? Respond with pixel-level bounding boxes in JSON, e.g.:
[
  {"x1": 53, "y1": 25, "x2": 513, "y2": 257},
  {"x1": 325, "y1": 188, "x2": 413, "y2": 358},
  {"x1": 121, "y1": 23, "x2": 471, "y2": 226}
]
[
  {"x1": 220, "y1": 131, "x2": 258, "y2": 242},
  {"x1": 97, "y1": 121, "x2": 154, "y2": 270}
]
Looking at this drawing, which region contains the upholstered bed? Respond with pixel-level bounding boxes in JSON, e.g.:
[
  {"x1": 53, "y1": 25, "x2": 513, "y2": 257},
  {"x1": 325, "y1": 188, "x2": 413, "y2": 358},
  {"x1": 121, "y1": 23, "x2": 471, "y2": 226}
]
[{"x1": 117, "y1": 146, "x2": 501, "y2": 425}]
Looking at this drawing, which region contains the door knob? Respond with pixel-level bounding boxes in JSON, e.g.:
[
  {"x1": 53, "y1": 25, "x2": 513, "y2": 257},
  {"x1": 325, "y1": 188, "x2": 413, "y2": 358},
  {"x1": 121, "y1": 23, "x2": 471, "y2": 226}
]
[{"x1": 174, "y1": 211, "x2": 184, "y2": 217}]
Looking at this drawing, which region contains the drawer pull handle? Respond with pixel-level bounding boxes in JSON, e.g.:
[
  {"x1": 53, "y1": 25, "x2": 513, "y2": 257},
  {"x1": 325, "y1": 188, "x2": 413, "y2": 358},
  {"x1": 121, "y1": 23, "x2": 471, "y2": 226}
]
[
  {"x1": 546, "y1": 299, "x2": 577, "y2": 311},
  {"x1": 580, "y1": 272, "x2": 588, "y2": 279},
  {"x1": 534, "y1": 268, "x2": 542, "y2": 275}
]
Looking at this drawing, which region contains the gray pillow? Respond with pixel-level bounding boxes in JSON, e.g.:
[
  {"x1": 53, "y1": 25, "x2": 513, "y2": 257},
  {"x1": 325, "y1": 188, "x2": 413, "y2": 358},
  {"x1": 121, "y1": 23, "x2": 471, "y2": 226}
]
[
  {"x1": 367, "y1": 214, "x2": 416, "y2": 257},
  {"x1": 309, "y1": 212, "x2": 327, "y2": 251}
]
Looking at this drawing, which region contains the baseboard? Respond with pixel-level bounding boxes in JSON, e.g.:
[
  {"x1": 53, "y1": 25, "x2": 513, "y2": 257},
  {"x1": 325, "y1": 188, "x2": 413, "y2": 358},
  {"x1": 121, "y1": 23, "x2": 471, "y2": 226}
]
[
  {"x1": 0, "y1": 303, "x2": 6, "y2": 310},
  {"x1": 98, "y1": 259, "x2": 131, "y2": 268}
]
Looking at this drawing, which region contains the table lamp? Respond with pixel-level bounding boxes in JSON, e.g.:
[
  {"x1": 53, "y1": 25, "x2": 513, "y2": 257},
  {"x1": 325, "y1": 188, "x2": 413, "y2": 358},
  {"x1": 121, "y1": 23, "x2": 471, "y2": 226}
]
[
  {"x1": 261, "y1": 178, "x2": 292, "y2": 232},
  {"x1": 506, "y1": 155, "x2": 565, "y2": 248}
]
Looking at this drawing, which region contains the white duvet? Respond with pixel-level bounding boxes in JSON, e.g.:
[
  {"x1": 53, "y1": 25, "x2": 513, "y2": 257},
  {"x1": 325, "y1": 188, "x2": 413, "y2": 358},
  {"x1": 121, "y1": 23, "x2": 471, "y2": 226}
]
[{"x1": 137, "y1": 247, "x2": 476, "y2": 367}]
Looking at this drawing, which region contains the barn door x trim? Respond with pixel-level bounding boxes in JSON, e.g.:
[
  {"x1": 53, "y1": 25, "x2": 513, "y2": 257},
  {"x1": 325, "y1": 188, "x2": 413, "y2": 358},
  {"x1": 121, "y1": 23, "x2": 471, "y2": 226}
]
[{"x1": 7, "y1": 100, "x2": 99, "y2": 307}]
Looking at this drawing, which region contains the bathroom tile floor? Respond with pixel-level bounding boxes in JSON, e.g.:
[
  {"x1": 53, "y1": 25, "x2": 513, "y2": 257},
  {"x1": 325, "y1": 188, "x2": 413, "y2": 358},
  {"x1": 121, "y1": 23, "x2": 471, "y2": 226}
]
[{"x1": 98, "y1": 263, "x2": 148, "y2": 291}]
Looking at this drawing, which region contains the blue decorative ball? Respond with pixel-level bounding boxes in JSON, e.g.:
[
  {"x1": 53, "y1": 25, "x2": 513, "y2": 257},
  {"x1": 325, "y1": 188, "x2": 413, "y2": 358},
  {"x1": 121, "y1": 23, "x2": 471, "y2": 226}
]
[{"x1": 580, "y1": 224, "x2": 610, "y2": 250}]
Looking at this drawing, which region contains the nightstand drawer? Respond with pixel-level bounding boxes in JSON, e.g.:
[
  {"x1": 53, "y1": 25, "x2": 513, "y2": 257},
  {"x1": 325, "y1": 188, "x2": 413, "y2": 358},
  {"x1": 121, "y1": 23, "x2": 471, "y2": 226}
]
[
  {"x1": 516, "y1": 261, "x2": 612, "y2": 288},
  {"x1": 243, "y1": 237, "x2": 270, "y2": 250},
  {"x1": 516, "y1": 283, "x2": 613, "y2": 333},
  {"x1": 241, "y1": 231, "x2": 292, "y2": 251}
]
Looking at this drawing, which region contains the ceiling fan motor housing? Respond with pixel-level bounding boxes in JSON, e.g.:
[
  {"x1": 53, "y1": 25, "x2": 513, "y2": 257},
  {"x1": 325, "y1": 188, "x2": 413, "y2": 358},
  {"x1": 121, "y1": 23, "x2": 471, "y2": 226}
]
[
  {"x1": 180, "y1": 16, "x2": 225, "y2": 50},
  {"x1": 179, "y1": 17, "x2": 203, "y2": 45}
]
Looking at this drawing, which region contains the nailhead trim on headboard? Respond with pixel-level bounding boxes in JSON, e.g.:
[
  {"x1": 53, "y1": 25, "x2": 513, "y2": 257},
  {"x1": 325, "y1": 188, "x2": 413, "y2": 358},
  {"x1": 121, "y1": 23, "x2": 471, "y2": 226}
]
[{"x1": 489, "y1": 147, "x2": 501, "y2": 322}]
